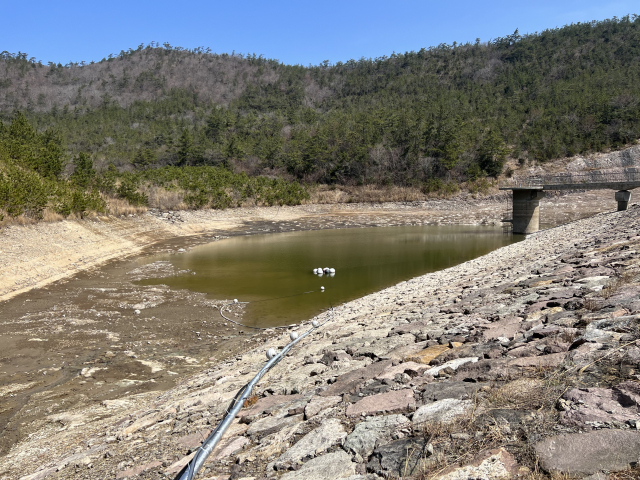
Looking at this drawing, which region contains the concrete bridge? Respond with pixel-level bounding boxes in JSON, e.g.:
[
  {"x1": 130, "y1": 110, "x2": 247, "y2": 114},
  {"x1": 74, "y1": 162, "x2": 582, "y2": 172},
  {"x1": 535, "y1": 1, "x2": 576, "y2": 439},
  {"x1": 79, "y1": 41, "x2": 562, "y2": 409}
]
[{"x1": 499, "y1": 171, "x2": 640, "y2": 234}]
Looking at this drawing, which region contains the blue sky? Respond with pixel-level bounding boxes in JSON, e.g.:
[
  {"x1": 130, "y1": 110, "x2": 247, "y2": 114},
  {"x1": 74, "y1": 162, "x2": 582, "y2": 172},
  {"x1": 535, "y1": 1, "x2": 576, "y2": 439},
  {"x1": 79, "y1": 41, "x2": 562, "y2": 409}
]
[{"x1": 2, "y1": 0, "x2": 638, "y2": 66}]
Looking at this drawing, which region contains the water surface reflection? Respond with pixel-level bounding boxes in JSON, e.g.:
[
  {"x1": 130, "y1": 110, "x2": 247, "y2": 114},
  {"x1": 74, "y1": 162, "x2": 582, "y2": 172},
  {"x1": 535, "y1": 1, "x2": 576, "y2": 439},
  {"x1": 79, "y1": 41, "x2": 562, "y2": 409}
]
[{"x1": 139, "y1": 226, "x2": 522, "y2": 327}]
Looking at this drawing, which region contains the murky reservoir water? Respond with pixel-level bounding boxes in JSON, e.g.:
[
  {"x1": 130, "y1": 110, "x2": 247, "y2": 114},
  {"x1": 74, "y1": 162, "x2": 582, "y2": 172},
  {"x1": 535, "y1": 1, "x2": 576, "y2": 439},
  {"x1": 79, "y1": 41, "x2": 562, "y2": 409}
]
[{"x1": 139, "y1": 226, "x2": 522, "y2": 328}]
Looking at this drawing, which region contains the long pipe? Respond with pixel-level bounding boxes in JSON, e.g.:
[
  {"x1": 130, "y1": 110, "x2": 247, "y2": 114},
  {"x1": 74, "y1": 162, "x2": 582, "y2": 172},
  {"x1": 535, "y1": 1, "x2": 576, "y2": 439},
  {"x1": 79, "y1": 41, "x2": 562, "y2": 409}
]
[{"x1": 175, "y1": 309, "x2": 334, "y2": 480}]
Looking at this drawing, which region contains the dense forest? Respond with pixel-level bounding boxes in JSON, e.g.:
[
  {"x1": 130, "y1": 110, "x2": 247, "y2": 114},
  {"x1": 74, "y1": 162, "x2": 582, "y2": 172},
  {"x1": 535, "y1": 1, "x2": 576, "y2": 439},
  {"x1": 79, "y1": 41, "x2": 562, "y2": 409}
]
[
  {"x1": 1, "y1": 15, "x2": 639, "y2": 218},
  {"x1": 0, "y1": 113, "x2": 308, "y2": 219}
]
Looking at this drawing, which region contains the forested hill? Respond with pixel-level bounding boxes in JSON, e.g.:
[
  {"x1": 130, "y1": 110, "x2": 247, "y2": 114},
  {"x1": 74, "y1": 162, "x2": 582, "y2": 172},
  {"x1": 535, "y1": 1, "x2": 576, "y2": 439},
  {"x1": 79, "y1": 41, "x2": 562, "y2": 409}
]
[{"x1": 2, "y1": 15, "x2": 640, "y2": 187}]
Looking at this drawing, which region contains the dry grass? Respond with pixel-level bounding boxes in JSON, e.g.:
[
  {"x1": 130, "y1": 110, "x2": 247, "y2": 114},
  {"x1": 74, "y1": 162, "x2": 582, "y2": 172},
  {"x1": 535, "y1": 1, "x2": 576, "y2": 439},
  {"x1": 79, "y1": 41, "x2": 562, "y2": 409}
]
[
  {"x1": 309, "y1": 185, "x2": 434, "y2": 204},
  {"x1": 142, "y1": 185, "x2": 187, "y2": 210},
  {"x1": 0, "y1": 212, "x2": 37, "y2": 227},
  {"x1": 521, "y1": 474, "x2": 574, "y2": 480},
  {"x1": 413, "y1": 335, "x2": 640, "y2": 479},
  {"x1": 601, "y1": 271, "x2": 637, "y2": 299},
  {"x1": 583, "y1": 297, "x2": 603, "y2": 311},
  {"x1": 611, "y1": 467, "x2": 640, "y2": 479},
  {"x1": 42, "y1": 209, "x2": 65, "y2": 223},
  {"x1": 483, "y1": 378, "x2": 553, "y2": 410},
  {"x1": 307, "y1": 180, "x2": 506, "y2": 205},
  {"x1": 413, "y1": 375, "x2": 578, "y2": 479},
  {"x1": 0, "y1": 208, "x2": 107, "y2": 228},
  {"x1": 0, "y1": 208, "x2": 66, "y2": 227},
  {"x1": 242, "y1": 395, "x2": 258, "y2": 408},
  {"x1": 104, "y1": 196, "x2": 148, "y2": 216}
]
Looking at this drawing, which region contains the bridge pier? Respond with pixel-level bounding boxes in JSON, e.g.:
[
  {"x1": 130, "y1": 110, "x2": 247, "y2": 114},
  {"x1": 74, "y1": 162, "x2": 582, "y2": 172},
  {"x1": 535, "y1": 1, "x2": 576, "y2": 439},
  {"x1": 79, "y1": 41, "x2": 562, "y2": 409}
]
[
  {"x1": 512, "y1": 189, "x2": 545, "y2": 234},
  {"x1": 616, "y1": 190, "x2": 631, "y2": 211}
]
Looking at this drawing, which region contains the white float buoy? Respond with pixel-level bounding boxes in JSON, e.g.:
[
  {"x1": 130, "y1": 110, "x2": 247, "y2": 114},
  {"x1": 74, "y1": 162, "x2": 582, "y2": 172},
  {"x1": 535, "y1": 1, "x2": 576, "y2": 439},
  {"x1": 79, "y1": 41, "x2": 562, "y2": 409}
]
[
  {"x1": 313, "y1": 268, "x2": 318, "y2": 274},
  {"x1": 233, "y1": 299, "x2": 238, "y2": 303},
  {"x1": 312, "y1": 320, "x2": 319, "y2": 328},
  {"x1": 289, "y1": 331, "x2": 299, "y2": 341},
  {"x1": 330, "y1": 268, "x2": 335, "y2": 273},
  {"x1": 266, "y1": 348, "x2": 277, "y2": 359},
  {"x1": 317, "y1": 267, "x2": 322, "y2": 273},
  {"x1": 320, "y1": 286, "x2": 325, "y2": 291}
]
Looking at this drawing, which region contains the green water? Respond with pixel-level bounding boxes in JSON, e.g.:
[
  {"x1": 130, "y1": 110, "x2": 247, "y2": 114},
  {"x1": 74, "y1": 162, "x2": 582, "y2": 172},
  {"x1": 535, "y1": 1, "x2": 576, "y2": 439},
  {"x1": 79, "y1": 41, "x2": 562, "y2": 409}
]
[{"x1": 139, "y1": 226, "x2": 522, "y2": 328}]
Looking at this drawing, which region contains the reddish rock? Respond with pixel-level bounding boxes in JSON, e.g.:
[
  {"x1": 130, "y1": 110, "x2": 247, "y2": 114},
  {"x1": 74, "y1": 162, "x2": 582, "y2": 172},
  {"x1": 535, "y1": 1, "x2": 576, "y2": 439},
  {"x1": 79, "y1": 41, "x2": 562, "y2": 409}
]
[
  {"x1": 376, "y1": 361, "x2": 428, "y2": 380},
  {"x1": 116, "y1": 461, "x2": 162, "y2": 478},
  {"x1": 346, "y1": 388, "x2": 415, "y2": 417},
  {"x1": 483, "y1": 347, "x2": 504, "y2": 359},
  {"x1": 560, "y1": 381, "x2": 640, "y2": 427},
  {"x1": 508, "y1": 352, "x2": 567, "y2": 368},
  {"x1": 320, "y1": 360, "x2": 392, "y2": 397},
  {"x1": 165, "y1": 453, "x2": 195, "y2": 475},
  {"x1": 176, "y1": 430, "x2": 211, "y2": 449},
  {"x1": 319, "y1": 350, "x2": 351, "y2": 366},
  {"x1": 304, "y1": 395, "x2": 342, "y2": 419},
  {"x1": 480, "y1": 316, "x2": 521, "y2": 341},
  {"x1": 237, "y1": 394, "x2": 302, "y2": 418},
  {"x1": 118, "y1": 407, "x2": 176, "y2": 438},
  {"x1": 388, "y1": 322, "x2": 428, "y2": 336},
  {"x1": 526, "y1": 301, "x2": 554, "y2": 313},
  {"x1": 385, "y1": 340, "x2": 430, "y2": 362},
  {"x1": 176, "y1": 422, "x2": 248, "y2": 449},
  {"x1": 507, "y1": 344, "x2": 542, "y2": 358},
  {"x1": 543, "y1": 343, "x2": 569, "y2": 354},
  {"x1": 452, "y1": 358, "x2": 512, "y2": 382},
  {"x1": 553, "y1": 265, "x2": 575, "y2": 275},
  {"x1": 211, "y1": 436, "x2": 249, "y2": 461}
]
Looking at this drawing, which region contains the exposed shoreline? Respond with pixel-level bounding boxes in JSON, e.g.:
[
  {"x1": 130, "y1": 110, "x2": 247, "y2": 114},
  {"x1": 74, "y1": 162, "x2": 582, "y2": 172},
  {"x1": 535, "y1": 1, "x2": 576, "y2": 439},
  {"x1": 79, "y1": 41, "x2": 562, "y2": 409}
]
[
  {"x1": 1, "y1": 194, "x2": 639, "y2": 479},
  {"x1": 0, "y1": 190, "x2": 615, "y2": 304}
]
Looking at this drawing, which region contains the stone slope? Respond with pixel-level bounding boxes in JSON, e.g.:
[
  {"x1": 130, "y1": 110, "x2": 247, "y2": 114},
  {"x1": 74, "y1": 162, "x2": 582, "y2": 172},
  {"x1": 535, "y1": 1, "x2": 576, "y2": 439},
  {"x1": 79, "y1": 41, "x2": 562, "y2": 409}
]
[{"x1": 5, "y1": 205, "x2": 640, "y2": 480}]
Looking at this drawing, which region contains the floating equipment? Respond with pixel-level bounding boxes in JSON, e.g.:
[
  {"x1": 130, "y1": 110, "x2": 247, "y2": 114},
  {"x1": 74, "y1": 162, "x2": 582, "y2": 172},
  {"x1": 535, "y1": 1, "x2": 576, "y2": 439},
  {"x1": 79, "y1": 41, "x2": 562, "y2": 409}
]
[
  {"x1": 289, "y1": 331, "x2": 299, "y2": 340},
  {"x1": 320, "y1": 286, "x2": 325, "y2": 291},
  {"x1": 313, "y1": 268, "x2": 318, "y2": 274},
  {"x1": 233, "y1": 299, "x2": 238, "y2": 303},
  {"x1": 330, "y1": 268, "x2": 335, "y2": 273},
  {"x1": 266, "y1": 348, "x2": 277, "y2": 359},
  {"x1": 312, "y1": 320, "x2": 319, "y2": 327}
]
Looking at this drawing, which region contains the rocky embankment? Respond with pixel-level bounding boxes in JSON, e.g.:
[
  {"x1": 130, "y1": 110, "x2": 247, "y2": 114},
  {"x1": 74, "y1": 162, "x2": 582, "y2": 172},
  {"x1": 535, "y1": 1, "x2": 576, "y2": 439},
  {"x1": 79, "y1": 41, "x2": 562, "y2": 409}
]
[{"x1": 5, "y1": 204, "x2": 640, "y2": 480}]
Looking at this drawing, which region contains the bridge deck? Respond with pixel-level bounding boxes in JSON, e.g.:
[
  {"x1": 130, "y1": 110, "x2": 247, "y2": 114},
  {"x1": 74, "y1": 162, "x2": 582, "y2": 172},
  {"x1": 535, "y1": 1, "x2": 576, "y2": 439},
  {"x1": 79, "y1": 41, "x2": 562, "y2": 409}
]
[
  {"x1": 499, "y1": 172, "x2": 640, "y2": 191},
  {"x1": 499, "y1": 181, "x2": 640, "y2": 191}
]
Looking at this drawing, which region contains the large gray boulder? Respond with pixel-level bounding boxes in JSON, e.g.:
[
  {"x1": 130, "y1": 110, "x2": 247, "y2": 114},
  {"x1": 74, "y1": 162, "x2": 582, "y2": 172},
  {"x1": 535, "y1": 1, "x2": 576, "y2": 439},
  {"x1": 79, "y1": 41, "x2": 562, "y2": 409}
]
[
  {"x1": 279, "y1": 450, "x2": 356, "y2": 480},
  {"x1": 535, "y1": 430, "x2": 640, "y2": 474},
  {"x1": 274, "y1": 418, "x2": 347, "y2": 470},
  {"x1": 412, "y1": 399, "x2": 472, "y2": 426},
  {"x1": 344, "y1": 414, "x2": 410, "y2": 458}
]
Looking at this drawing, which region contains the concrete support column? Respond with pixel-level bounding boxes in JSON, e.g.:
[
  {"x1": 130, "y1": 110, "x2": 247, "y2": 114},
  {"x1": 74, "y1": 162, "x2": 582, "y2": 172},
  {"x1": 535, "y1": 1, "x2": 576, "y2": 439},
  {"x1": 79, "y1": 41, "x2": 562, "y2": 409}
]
[
  {"x1": 512, "y1": 189, "x2": 545, "y2": 234},
  {"x1": 615, "y1": 190, "x2": 631, "y2": 211}
]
